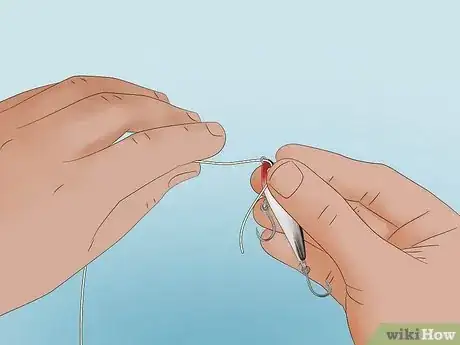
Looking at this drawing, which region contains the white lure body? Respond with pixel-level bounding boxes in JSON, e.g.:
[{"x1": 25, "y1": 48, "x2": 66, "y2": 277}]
[{"x1": 263, "y1": 187, "x2": 306, "y2": 263}]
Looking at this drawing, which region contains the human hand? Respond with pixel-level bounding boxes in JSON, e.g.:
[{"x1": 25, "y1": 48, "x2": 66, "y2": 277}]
[
  {"x1": 0, "y1": 76, "x2": 225, "y2": 316},
  {"x1": 250, "y1": 144, "x2": 460, "y2": 345}
]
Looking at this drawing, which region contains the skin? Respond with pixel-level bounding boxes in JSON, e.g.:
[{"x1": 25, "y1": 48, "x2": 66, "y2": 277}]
[
  {"x1": 1, "y1": 77, "x2": 458, "y2": 345},
  {"x1": 0, "y1": 76, "x2": 226, "y2": 316},
  {"x1": 250, "y1": 145, "x2": 460, "y2": 345}
]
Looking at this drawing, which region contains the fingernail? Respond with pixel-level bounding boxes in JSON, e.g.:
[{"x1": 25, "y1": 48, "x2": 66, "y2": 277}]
[
  {"x1": 168, "y1": 170, "x2": 199, "y2": 188},
  {"x1": 187, "y1": 111, "x2": 201, "y2": 122},
  {"x1": 155, "y1": 91, "x2": 169, "y2": 102},
  {"x1": 206, "y1": 122, "x2": 225, "y2": 137},
  {"x1": 268, "y1": 161, "x2": 303, "y2": 198}
]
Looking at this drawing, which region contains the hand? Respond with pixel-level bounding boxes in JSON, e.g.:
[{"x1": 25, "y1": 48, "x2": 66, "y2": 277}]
[
  {"x1": 250, "y1": 144, "x2": 460, "y2": 345},
  {"x1": 0, "y1": 76, "x2": 225, "y2": 316}
]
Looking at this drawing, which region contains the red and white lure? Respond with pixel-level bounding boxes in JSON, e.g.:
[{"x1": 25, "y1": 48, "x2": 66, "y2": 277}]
[{"x1": 238, "y1": 157, "x2": 332, "y2": 298}]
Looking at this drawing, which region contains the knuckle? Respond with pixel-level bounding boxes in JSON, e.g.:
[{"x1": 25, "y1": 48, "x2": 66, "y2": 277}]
[
  {"x1": 112, "y1": 93, "x2": 161, "y2": 110},
  {"x1": 61, "y1": 76, "x2": 171, "y2": 111},
  {"x1": 190, "y1": 162, "x2": 201, "y2": 175},
  {"x1": 61, "y1": 76, "x2": 102, "y2": 98},
  {"x1": 90, "y1": 76, "x2": 129, "y2": 92},
  {"x1": 64, "y1": 75, "x2": 95, "y2": 86},
  {"x1": 86, "y1": 92, "x2": 120, "y2": 106},
  {"x1": 61, "y1": 76, "x2": 168, "y2": 106},
  {"x1": 62, "y1": 76, "x2": 125, "y2": 97}
]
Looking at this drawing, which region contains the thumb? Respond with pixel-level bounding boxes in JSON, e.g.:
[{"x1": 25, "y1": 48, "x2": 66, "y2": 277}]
[{"x1": 266, "y1": 158, "x2": 397, "y2": 284}]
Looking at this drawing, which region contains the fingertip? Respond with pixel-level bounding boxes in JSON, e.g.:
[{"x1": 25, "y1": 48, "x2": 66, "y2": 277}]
[
  {"x1": 260, "y1": 232, "x2": 300, "y2": 270},
  {"x1": 155, "y1": 91, "x2": 170, "y2": 103},
  {"x1": 260, "y1": 229, "x2": 275, "y2": 241},
  {"x1": 260, "y1": 230, "x2": 277, "y2": 251},
  {"x1": 168, "y1": 169, "x2": 200, "y2": 188},
  {"x1": 205, "y1": 122, "x2": 225, "y2": 137},
  {"x1": 189, "y1": 161, "x2": 201, "y2": 175},
  {"x1": 250, "y1": 166, "x2": 263, "y2": 192},
  {"x1": 190, "y1": 122, "x2": 226, "y2": 161},
  {"x1": 186, "y1": 111, "x2": 201, "y2": 122}
]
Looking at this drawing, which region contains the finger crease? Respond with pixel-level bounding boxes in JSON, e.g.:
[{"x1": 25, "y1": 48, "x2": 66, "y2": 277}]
[
  {"x1": 346, "y1": 284, "x2": 363, "y2": 292},
  {"x1": 406, "y1": 244, "x2": 439, "y2": 249},
  {"x1": 347, "y1": 198, "x2": 398, "y2": 227},
  {"x1": 410, "y1": 226, "x2": 458, "y2": 247},
  {"x1": 318, "y1": 205, "x2": 329, "y2": 219},
  {"x1": 387, "y1": 210, "x2": 430, "y2": 240},
  {"x1": 168, "y1": 171, "x2": 192, "y2": 187},
  {"x1": 0, "y1": 139, "x2": 13, "y2": 151},
  {"x1": 368, "y1": 192, "x2": 380, "y2": 205},
  {"x1": 53, "y1": 184, "x2": 64, "y2": 194},
  {"x1": 329, "y1": 215, "x2": 337, "y2": 226},
  {"x1": 346, "y1": 292, "x2": 364, "y2": 306}
]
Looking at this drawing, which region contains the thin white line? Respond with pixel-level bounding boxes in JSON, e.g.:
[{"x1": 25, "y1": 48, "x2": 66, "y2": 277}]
[
  {"x1": 197, "y1": 157, "x2": 264, "y2": 166},
  {"x1": 76, "y1": 155, "x2": 266, "y2": 345},
  {"x1": 79, "y1": 265, "x2": 88, "y2": 345}
]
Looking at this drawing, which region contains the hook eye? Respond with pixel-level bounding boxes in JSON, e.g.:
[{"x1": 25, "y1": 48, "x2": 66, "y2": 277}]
[
  {"x1": 260, "y1": 156, "x2": 274, "y2": 166},
  {"x1": 257, "y1": 199, "x2": 276, "y2": 241},
  {"x1": 261, "y1": 199, "x2": 269, "y2": 212}
]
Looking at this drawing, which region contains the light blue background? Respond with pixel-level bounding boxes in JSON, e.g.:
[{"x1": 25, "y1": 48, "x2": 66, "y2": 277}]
[{"x1": 1, "y1": 1, "x2": 459, "y2": 344}]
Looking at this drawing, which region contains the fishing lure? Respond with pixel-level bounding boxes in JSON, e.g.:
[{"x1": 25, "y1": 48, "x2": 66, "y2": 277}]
[{"x1": 238, "y1": 157, "x2": 332, "y2": 298}]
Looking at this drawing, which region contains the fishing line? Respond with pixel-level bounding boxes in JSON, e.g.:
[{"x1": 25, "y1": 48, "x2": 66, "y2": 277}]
[
  {"x1": 199, "y1": 156, "x2": 331, "y2": 299},
  {"x1": 77, "y1": 156, "x2": 266, "y2": 345},
  {"x1": 78, "y1": 155, "x2": 328, "y2": 345},
  {"x1": 79, "y1": 265, "x2": 87, "y2": 345},
  {"x1": 197, "y1": 156, "x2": 277, "y2": 253}
]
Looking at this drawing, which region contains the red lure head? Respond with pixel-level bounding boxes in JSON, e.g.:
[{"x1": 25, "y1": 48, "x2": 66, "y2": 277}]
[{"x1": 260, "y1": 158, "x2": 273, "y2": 186}]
